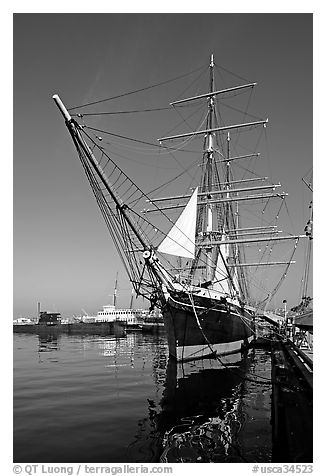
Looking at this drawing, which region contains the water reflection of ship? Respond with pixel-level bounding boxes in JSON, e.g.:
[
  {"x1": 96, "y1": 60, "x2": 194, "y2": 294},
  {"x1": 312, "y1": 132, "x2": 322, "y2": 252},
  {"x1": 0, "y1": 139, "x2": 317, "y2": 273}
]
[
  {"x1": 128, "y1": 348, "x2": 257, "y2": 462},
  {"x1": 158, "y1": 356, "x2": 250, "y2": 462}
]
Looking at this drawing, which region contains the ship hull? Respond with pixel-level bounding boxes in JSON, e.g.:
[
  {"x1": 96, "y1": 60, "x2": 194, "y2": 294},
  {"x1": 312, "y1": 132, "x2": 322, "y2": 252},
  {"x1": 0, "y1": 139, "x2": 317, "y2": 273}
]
[{"x1": 162, "y1": 291, "x2": 255, "y2": 361}]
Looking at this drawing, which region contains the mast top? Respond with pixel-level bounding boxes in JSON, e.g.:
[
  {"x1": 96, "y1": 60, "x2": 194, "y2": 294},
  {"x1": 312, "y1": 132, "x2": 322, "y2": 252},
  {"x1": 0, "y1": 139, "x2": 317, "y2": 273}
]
[{"x1": 210, "y1": 54, "x2": 214, "y2": 67}]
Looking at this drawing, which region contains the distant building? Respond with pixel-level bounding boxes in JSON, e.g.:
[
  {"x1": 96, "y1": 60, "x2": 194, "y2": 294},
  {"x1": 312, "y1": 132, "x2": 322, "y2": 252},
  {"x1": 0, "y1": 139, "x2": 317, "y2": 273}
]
[
  {"x1": 13, "y1": 317, "x2": 34, "y2": 325},
  {"x1": 38, "y1": 312, "x2": 61, "y2": 326},
  {"x1": 81, "y1": 316, "x2": 96, "y2": 323}
]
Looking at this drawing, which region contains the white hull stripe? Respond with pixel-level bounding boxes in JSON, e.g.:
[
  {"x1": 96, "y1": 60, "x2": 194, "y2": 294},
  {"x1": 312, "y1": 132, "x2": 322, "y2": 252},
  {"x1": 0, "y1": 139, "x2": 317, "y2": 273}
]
[
  {"x1": 176, "y1": 336, "x2": 254, "y2": 362},
  {"x1": 168, "y1": 293, "x2": 244, "y2": 315}
]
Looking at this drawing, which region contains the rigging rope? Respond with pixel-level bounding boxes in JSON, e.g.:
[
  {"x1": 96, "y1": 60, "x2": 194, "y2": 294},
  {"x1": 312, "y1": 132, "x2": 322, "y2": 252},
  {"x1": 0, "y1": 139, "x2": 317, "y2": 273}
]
[
  {"x1": 77, "y1": 126, "x2": 221, "y2": 281},
  {"x1": 72, "y1": 106, "x2": 173, "y2": 116},
  {"x1": 68, "y1": 64, "x2": 206, "y2": 110},
  {"x1": 218, "y1": 99, "x2": 263, "y2": 122},
  {"x1": 69, "y1": 60, "x2": 299, "y2": 315},
  {"x1": 186, "y1": 288, "x2": 271, "y2": 385},
  {"x1": 85, "y1": 125, "x2": 198, "y2": 154},
  {"x1": 163, "y1": 101, "x2": 207, "y2": 140},
  {"x1": 214, "y1": 62, "x2": 253, "y2": 84}
]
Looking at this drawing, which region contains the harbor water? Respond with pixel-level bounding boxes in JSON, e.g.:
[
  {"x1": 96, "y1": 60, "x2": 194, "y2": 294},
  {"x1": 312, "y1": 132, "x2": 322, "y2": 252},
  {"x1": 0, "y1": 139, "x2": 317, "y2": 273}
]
[{"x1": 14, "y1": 331, "x2": 272, "y2": 463}]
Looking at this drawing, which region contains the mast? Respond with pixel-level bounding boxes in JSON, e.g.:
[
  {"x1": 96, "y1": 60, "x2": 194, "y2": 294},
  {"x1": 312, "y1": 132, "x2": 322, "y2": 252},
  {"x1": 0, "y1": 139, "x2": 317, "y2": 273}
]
[
  {"x1": 204, "y1": 53, "x2": 215, "y2": 281},
  {"x1": 226, "y1": 132, "x2": 240, "y2": 293},
  {"x1": 156, "y1": 55, "x2": 303, "y2": 303},
  {"x1": 157, "y1": 55, "x2": 270, "y2": 296}
]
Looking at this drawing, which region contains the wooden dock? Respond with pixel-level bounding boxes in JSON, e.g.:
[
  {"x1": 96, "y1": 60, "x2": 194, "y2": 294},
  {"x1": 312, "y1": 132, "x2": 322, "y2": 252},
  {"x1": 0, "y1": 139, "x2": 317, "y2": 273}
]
[
  {"x1": 251, "y1": 311, "x2": 313, "y2": 463},
  {"x1": 271, "y1": 337, "x2": 313, "y2": 462}
]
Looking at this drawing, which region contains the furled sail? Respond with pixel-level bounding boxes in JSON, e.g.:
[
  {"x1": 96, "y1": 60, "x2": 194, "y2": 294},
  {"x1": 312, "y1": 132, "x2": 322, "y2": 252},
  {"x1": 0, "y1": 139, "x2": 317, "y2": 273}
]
[
  {"x1": 232, "y1": 266, "x2": 241, "y2": 296},
  {"x1": 158, "y1": 187, "x2": 198, "y2": 259},
  {"x1": 213, "y1": 233, "x2": 232, "y2": 294}
]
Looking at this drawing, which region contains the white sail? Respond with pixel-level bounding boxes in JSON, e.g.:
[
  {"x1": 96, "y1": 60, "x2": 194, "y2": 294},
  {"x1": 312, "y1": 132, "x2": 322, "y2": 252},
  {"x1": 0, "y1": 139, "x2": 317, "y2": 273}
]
[{"x1": 158, "y1": 187, "x2": 198, "y2": 259}]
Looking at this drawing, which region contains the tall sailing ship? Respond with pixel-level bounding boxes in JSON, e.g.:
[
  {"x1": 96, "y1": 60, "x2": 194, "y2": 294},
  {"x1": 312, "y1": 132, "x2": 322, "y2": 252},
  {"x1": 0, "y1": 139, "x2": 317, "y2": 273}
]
[{"x1": 53, "y1": 55, "x2": 305, "y2": 361}]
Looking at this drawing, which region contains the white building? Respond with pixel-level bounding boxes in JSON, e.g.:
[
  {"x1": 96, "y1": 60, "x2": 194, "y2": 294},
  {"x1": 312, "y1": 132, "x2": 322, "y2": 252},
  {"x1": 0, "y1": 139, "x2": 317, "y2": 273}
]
[{"x1": 95, "y1": 305, "x2": 147, "y2": 325}]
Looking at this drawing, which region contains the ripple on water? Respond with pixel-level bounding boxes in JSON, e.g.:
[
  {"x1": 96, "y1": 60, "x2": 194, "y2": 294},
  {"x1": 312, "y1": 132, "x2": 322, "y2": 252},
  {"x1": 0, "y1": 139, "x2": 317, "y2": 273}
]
[{"x1": 14, "y1": 333, "x2": 272, "y2": 463}]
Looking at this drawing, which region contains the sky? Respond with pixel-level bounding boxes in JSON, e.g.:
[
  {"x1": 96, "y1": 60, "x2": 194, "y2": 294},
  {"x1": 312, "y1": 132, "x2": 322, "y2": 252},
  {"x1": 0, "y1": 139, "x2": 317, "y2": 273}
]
[{"x1": 13, "y1": 13, "x2": 313, "y2": 318}]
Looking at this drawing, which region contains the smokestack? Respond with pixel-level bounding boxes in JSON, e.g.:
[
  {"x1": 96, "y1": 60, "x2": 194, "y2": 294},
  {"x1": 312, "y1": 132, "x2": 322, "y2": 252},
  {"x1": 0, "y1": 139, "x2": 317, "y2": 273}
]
[
  {"x1": 113, "y1": 273, "x2": 118, "y2": 308},
  {"x1": 130, "y1": 289, "x2": 134, "y2": 310}
]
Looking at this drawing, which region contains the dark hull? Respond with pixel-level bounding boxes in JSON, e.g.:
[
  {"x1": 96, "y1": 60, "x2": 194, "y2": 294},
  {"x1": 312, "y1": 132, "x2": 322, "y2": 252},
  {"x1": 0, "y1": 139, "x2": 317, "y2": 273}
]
[{"x1": 162, "y1": 291, "x2": 255, "y2": 361}]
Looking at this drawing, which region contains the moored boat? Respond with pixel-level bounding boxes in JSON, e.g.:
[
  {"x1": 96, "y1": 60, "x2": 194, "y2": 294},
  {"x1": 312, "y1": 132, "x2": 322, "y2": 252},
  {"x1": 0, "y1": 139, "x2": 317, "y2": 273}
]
[{"x1": 53, "y1": 54, "x2": 306, "y2": 361}]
